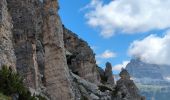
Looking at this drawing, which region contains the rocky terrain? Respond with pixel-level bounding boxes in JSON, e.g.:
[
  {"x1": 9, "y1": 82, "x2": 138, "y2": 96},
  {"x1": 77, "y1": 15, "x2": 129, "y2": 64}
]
[
  {"x1": 0, "y1": 0, "x2": 144, "y2": 100},
  {"x1": 126, "y1": 59, "x2": 170, "y2": 100}
]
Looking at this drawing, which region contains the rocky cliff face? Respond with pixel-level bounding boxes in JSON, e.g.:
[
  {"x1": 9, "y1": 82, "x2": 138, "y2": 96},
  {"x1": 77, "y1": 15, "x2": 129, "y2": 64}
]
[
  {"x1": 7, "y1": 0, "x2": 41, "y2": 90},
  {"x1": 63, "y1": 26, "x2": 100, "y2": 84},
  {"x1": 0, "y1": 0, "x2": 143, "y2": 100},
  {"x1": 0, "y1": 0, "x2": 16, "y2": 69},
  {"x1": 126, "y1": 59, "x2": 170, "y2": 100},
  {"x1": 42, "y1": 0, "x2": 74, "y2": 99}
]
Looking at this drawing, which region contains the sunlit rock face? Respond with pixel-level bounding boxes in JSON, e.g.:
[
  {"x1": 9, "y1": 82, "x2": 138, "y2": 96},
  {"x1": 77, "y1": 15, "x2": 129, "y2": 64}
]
[
  {"x1": 63, "y1": 26, "x2": 100, "y2": 84},
  {"x1": 42, "y1": 0, "x2": 74, "y2": 99},
  {"x1": 126, "y1": 59, "x2": 170, "y2": 100},
  {"x1": 6, "y1": 0, "x2": 74, "y2": 99},
  {"x1": 0, "y1": 0, "x2": 16, "y2": 69}
]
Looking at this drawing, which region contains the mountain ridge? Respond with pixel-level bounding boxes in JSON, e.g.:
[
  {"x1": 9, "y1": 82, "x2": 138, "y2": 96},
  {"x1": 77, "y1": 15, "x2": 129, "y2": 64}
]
[{"x1": 126, "y1": 59, "x2": 170, "y2": 100}]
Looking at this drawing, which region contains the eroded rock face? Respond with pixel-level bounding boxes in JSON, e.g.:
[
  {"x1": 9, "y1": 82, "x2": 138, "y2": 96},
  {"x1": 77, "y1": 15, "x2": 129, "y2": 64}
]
[
  {"x1": 114, "y1": 69, "x2": 145, "y2": 100},
  {"x1": 3, "y1": 0, "x2": 75, "y2": 99},
  {"x1": 0, "y1": 0, "x2": 16, "y2": 69},
  {"x1": 7, "y1": 0, "x2": 40, "y2": 89},
  {"x1": 42, "y1": 0, "x2": 74, "y2": 99},
  {"x1": 63, "y1": 27, "x2": 100, "y2": 84}
]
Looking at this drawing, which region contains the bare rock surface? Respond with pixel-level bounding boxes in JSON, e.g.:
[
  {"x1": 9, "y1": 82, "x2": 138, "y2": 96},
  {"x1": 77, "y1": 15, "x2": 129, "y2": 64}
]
[
  {"x1": 113, "y1": 69, "x2": 145, "y2": 100},
  {"x1": 0, "y1": 0, "x2": 16, "y2": 69},
  {"x1": 63, "y1": 26, "x2": 100, "y2": 84},
  {"x1": 42, "y1": 0, "x2": 74, "y2": 99},
  {"x1": 105, "y1": 62, "x2": 115, "y2": 85}
]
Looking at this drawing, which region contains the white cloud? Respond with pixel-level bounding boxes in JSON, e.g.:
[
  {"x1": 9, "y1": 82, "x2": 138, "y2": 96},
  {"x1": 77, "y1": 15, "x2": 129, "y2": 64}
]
[
  {"x1": 97, "y1": 50, "x2": 116, "y2": 59},
  {"x1": 128, "y1": 30, "x2": 170, "y2": 65},
  {"x1": 85, "y1": 0, "x2": 170, "y2": 38},
  {"x1": 164, "y1": 77, "x2": 170, "y2": 81},
  {"x1": 112, "y1": 61, "x2": 130, "y2": 72}
]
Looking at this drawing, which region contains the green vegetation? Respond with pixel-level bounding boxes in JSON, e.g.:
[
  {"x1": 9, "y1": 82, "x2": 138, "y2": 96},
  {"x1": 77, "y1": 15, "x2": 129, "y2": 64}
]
[
  {"x1": 0, "y1": 93, "x2": 11, "y2": 100},
  {"x1": 0, "y1": 65, "x2": 46, "y2": 100}
]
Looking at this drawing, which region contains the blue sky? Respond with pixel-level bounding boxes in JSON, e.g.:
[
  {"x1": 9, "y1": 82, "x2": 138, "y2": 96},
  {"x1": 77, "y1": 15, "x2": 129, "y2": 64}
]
[{"x1": 58, "y1": 0, "x2": 170, "y2": 74}]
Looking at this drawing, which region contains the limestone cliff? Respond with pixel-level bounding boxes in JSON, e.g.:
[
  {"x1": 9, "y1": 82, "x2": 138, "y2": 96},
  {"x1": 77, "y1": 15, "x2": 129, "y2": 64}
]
[
  {"x1": 5, "y1": 0, "x2": 74, "y2": 99},
  {"x1": 63, "y1": 26, "x2": 100, "y2": 84},
  {"x1": 0, "y1": 0, "x2": 16, "y2": 69},
  {"x1": 42, "y1": 0, "x2": 74, "y2": 99},
  {"x1": 0, "y1": 0, "x2": 144, "y2": 100}
]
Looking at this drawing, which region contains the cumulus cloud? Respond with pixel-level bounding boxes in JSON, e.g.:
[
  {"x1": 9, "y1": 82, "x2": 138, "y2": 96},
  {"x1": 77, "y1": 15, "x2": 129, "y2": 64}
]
[
  {"x1": 112, "y1": 61, "x2": 130, "y2": 72},
  {"x1": 85, "y1": 0, "x2": 170, "y2": 38},
  {"x1": 97, "y1": 50, "x2": 116, "y2": 59},
  {"x1": 128, "y1": 30, "x2": 170, "y2": 65}
]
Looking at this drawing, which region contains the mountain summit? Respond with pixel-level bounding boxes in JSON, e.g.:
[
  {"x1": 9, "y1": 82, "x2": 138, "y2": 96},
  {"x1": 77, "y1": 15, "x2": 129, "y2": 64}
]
[{"x1": 126, "y1": 59, "x2": 170, "y2": 100}]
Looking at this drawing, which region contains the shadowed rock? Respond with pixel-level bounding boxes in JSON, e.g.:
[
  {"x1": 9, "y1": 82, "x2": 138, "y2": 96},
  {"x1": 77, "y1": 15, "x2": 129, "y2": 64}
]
[{"x1": 105, "y1": 62, "x2": 115, "y2": 85}]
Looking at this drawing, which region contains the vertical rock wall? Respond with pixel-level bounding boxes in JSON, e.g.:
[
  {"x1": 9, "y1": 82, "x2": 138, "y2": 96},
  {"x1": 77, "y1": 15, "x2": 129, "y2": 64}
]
[
  {"x1": 7, "y1": 0, "x2": 39, "y2": 89},
  {"x1": 0, "y1": 0, "x2": 16, "y2": 69},
  {"x1": 43, "y1": 0, "x2": 74, "y2": 99}
]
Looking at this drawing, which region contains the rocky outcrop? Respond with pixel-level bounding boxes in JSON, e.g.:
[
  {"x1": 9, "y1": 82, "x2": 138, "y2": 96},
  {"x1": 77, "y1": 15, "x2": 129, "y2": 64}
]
[
  {"x1": 63, "y1": 26, "x2": 100, "y2": 84},
  {"x1": 71, "y1": 72, "x2": 112, "y2": 100},
  {"x1": 97, "y1": 62, "x2": 115, "y2": 86},
  {"x1": 0, "y1": 0, "x2": 16, "y2": 69},
  {"x1": 0, "y1": 0, "x2": 144, "y2": 100},
  {"x1": 113, "y1": 69, "x2": 145, "y2": 100},
  {"x1": 105, "y1": 62, "x2": 115, "y2": 85},
  {"x1": 71, "y1": 68, "x2": 144, "y2": 100}
]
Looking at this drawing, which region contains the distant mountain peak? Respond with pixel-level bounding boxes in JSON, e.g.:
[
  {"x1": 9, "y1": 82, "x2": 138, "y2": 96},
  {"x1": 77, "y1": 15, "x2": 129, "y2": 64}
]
[{"x1": 126, "y1": 58, "x2": 170, "y2": 100}]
